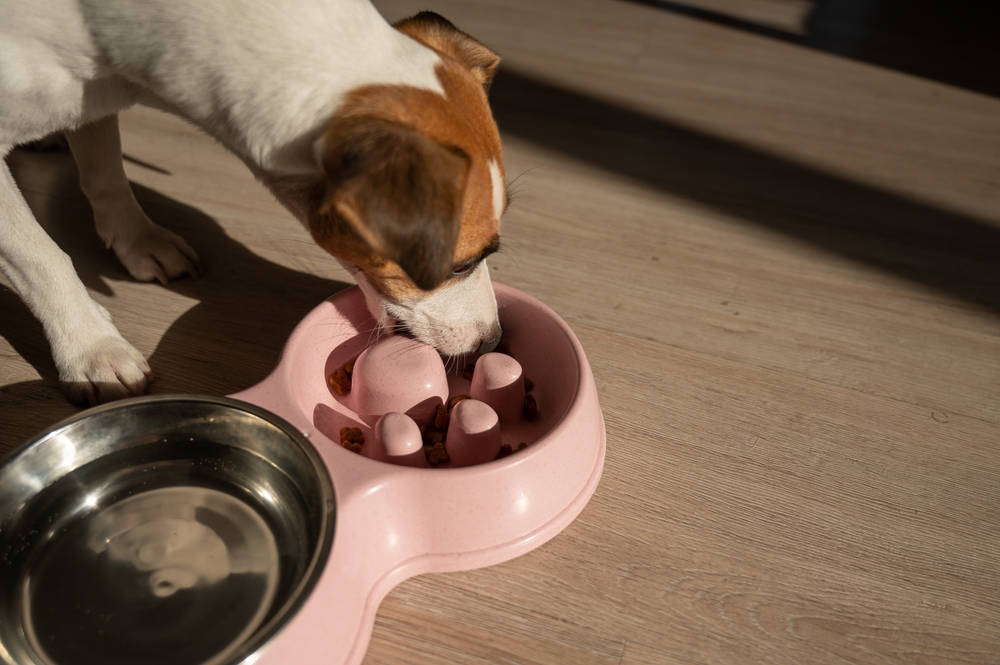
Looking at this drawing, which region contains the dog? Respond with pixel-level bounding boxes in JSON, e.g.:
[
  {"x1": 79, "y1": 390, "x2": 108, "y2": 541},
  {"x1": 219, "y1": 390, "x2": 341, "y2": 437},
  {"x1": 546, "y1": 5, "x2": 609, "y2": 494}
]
[{"x1": 0, "y1": 1, "x2": 507, "y2": 405}]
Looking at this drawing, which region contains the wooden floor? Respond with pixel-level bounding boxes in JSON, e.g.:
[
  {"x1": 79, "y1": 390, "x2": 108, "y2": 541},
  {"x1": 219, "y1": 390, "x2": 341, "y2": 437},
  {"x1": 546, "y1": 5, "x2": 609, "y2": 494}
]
[{"x1": 3, "y1": 0, "x2": 999, "y2": 662}]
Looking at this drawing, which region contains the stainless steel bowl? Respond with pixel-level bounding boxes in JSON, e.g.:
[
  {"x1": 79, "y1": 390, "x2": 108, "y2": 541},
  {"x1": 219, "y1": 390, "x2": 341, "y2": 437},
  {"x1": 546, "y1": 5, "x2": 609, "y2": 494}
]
[{"x1": 0, "y1": 396, "x2": 335, "y2": 665}]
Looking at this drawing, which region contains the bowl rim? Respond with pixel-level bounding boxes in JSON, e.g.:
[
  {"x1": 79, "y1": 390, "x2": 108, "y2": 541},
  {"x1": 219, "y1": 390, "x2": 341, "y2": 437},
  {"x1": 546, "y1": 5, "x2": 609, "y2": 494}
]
[{"x1": 1, "y1": 394, "x2": 337, "y2": 665}]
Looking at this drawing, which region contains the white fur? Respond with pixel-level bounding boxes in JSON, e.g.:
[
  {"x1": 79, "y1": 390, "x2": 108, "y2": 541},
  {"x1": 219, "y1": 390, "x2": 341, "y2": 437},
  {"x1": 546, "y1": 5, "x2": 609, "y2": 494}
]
[
  {"x1": 488, "y1": 159, "x2": 505, "y2": 222},
  {"x1": 352, "y1": 261, "x2": 501, "y2": 357},
  {"x1": 0, "y1": 0, "x2": 498, "y2": 403},
  {"x1": 0, "y1": 0, "x2": 443, "y2": 171}
]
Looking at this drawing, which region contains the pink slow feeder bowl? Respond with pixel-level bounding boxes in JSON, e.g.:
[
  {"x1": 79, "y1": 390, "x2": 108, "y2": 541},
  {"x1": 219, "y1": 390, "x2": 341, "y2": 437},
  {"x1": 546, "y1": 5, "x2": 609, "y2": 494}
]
[
  {"x1": 227, "y1": 282, "x2": 606, "y2": 665},
  {"x1": 0, "y1": 283, "x2": 604, "y2": 665}
]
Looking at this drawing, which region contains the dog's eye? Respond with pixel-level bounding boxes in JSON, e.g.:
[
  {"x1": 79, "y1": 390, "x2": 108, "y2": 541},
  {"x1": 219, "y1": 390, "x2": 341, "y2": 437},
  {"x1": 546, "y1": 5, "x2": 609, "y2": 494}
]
[
  {"x1": 451, "y1": 237, "x2": 500, "y2": 278},
  {"x1": 451, "y1": 260, "x2": 477, "y2": 277}
]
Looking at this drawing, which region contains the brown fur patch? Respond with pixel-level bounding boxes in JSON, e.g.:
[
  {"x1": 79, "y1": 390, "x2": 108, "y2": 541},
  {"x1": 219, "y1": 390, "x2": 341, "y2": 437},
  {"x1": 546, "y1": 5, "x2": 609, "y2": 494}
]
[
  {"x1": 306, "y1": 23, "x2": 505, "y2": 303},
  {"x1": 319, "y1": 116, "x2": 470, "y2": 290},
  {"x1": 394, "y1": 12, "x2": 500, "y2": 90}
]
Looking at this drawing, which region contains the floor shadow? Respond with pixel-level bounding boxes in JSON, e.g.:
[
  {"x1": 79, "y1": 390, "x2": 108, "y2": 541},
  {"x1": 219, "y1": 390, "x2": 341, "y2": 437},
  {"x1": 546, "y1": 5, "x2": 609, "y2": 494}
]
[
  {"x1": 4, "y1": 60, "x2": 999, "y2": 446},
  {"x1": 1, "y1": 148, "x2": 348, "y2": 451},
  {"x1": 626, "y1": 0, "x2": 1000, "y2": 99},
  {"x1": 489, "y1": 68, "x2": 1000, "y2": 313}
]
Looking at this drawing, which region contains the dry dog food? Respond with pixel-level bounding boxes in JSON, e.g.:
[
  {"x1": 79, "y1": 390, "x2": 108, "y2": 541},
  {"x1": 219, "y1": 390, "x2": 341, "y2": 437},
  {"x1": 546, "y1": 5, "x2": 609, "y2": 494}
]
[
  {"x1": 339, "y1": 426, "x2": 364, "y2": 453},
  {"x1": 423, "y1": 393, "x2": 471, "y2": 465},
  {"x1": 435, "y1": 343, "x2": 544, "y2": 463},
  {"x1": 448, "y1": 394, "x2": 470, "y2": 409},
  {"x1": 330, "y1": 338, "x2": 541, "y2": 465},
  {"x1": 328, "y1": 359, "x2": 355, "y2": 396},
  {"x1": 524, "y1": 394, "x2": 538, "y2": 421},
  {"x1": 422, "y1": 426, "x2": 445, "y2": 447},
  {"x1": 433, "y1": 403, "x2": 450, "y2": 429},
  {"x1": 496, "y1": 441, "x2": 529, "y2": 460},
  {"x1": 425, "y1": 441, "x2": 450, "y2": 465}
]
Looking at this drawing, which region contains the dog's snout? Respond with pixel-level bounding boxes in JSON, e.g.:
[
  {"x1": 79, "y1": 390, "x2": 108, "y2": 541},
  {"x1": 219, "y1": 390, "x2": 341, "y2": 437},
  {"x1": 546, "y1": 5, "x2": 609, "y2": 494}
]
[{"x1": 477, "y1": 325, "x2": 503, "y2": 354}]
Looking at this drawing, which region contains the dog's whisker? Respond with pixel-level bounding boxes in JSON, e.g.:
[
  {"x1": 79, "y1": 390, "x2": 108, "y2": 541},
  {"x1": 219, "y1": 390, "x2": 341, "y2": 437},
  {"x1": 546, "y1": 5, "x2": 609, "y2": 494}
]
[{"x1": 506, "y1": 167, "x2": 542, "y2": 193}]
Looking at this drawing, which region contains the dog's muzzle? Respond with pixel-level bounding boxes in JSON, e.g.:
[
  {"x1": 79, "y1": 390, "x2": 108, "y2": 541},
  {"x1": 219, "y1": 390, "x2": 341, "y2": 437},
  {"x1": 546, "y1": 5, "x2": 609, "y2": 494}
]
[{"x1": 477, "y1": 325, "x2": 502, "y2": 354}]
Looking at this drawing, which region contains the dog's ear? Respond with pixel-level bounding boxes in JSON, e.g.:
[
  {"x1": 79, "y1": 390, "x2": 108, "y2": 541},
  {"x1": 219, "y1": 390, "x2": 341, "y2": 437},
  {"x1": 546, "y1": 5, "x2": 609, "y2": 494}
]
[
  {"x1": 394, "y1": 12, "x2": 500, "y2": 90},
  {"x1": 320, "y1": 117, "x2": 470, "y2": 290}
]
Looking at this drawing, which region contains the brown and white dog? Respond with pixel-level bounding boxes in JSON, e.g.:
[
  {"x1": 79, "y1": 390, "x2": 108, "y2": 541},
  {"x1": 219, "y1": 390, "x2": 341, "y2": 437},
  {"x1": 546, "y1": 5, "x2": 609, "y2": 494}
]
[{"x1": 0, "y1": 1, "x2": 508, "y2": 404}]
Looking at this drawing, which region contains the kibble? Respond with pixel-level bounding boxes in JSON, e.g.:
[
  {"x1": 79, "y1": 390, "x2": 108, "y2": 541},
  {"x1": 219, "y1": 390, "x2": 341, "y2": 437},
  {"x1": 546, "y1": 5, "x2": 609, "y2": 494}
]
[
  {"x1": 496, "y1": 442, "x2": 529, "y2": 460},
  {"x1": 448, "y1": 394, "x2": 470, "y2": 409},
  {"x1": 339, "y1": 426, "x2": 365, "y2": 454},
  {"x1": 425, "y1": 441, "x2": 450, "y2": 465},
  {"x1": 340, "y1": 427, "x2": 364, "y2": 445},
  {"x1": 524, "y1": 394, "x2": 538, "y2": 421},
  {"x1": 334, "y1": 342, "x2": 541, "y2": 466},
  {"x1": 328, "y1": 359, "x2": 355, "y2": 396},
  {"x1": 434, "y1": 403, "x2": 450, "y2": 429},
  {"x1": 422, "y1": 427, "x2": 445, "y2": 447}
]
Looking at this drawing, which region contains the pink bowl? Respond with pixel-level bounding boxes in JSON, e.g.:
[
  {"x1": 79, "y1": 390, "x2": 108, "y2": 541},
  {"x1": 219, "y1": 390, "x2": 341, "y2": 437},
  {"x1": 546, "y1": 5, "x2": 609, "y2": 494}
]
[
  {"x1": 230, "y1": 283, "x2": 605, "y2": 665},
  {"x1": 470, "y1": 352, "x2": 526, "y2": 425},
  {"x1": 371, "y1": 412, "x2": 428, "y2": 467},
  {"x1": 348, "y1": 335, "x2": 449, "y2": 426},
  {"x1": 445, "y1": 398, "x2": 503, "y2": 467}
]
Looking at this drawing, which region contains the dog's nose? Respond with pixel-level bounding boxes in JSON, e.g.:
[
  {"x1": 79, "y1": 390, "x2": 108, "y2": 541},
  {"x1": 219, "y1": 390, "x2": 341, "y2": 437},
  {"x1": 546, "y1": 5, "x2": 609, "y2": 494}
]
[{"x1": 477, "y1": 325, "x2": 502, "y2": 354}]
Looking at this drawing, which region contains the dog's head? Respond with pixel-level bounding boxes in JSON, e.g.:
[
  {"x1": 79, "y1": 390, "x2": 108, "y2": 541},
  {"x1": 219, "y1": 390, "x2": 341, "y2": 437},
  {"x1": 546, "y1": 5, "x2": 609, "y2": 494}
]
[{"x1": 307, "y1": 12, "x2": 506, "y2": 356}]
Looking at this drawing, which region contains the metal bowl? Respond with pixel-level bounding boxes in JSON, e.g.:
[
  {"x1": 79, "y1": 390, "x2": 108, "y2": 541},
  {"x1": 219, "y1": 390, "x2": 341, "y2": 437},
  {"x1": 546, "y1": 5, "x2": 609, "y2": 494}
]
[{"x1": 0, "y1": 396, "x2": 335, "y2": 665}]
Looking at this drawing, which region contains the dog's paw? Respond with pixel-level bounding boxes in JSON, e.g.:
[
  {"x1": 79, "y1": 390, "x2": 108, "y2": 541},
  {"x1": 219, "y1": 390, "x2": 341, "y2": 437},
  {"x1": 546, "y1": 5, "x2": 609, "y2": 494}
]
[
  {"x1": 112, "y1": 220, "x2": 202, "y2": 285},
  {"x1": 51, "y1": 307, "x2": 154, "y2": 405},
  {"x1": 58, "y1": 338, "x2": 153, "y2": 406}
]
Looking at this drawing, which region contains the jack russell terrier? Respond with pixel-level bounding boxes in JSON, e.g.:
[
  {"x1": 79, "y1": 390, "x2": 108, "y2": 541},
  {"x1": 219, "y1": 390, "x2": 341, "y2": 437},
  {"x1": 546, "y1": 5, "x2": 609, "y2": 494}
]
[{"x1": 0, "y1": 1, "x2": 508, "y2": 405}]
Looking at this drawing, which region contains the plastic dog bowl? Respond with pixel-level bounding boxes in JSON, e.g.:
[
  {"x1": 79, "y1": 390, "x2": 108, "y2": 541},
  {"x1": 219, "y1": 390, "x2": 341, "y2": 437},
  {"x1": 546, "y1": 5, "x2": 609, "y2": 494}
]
[{"x1": 0, "y1": 283, "x2": 605, "y2": 665}]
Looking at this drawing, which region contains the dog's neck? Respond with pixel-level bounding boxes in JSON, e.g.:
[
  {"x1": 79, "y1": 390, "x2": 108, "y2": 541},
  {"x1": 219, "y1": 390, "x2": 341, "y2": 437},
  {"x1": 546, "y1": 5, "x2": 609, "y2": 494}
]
[
  {"x1": 246, "y1": 14, "x2": 444, "y2": 176},
  {"x1": 100, "y1": 0, "x2": 444, "y2": 175}
]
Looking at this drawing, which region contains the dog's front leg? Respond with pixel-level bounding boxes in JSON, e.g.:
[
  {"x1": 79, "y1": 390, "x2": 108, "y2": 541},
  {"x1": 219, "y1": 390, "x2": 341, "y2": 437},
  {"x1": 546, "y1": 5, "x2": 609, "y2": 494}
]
[
  {"x1": 0, "y1": 155, "x2": 152, "y2": 404},
  {"x1": 66, "y1": 115, "x2": 202, "y2": 285}
]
